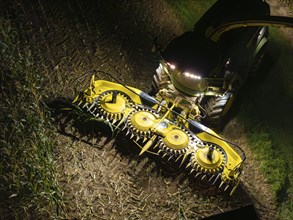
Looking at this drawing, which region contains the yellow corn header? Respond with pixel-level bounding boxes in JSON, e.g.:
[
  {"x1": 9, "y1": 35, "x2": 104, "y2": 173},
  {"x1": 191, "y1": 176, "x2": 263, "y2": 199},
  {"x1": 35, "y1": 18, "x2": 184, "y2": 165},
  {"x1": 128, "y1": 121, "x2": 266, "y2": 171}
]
[{"x1": 72, "y1": 75, "x2": 245, "y2": 195}]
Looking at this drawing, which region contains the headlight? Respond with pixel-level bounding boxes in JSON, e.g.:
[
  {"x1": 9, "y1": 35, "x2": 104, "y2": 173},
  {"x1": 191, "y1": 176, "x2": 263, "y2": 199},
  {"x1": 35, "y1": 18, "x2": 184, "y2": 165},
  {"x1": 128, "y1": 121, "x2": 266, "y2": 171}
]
[
  {"x1": 183, "y1": 72, "x2": 201, "y2": 80},
  {"x1": 168, "y1": 63, "x2": 176, "y2": 70},
  {"x1": 170, "y1": 70, "x2": 207, "y2": 96}
]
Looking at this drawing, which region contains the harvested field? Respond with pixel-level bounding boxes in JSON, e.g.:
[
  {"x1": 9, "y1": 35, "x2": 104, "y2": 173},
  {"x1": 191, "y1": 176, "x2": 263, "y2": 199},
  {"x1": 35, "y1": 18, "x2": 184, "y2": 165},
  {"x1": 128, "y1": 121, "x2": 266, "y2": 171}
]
[{"x1": 1, "y1": 0, "x2": 292, "y2": 219}]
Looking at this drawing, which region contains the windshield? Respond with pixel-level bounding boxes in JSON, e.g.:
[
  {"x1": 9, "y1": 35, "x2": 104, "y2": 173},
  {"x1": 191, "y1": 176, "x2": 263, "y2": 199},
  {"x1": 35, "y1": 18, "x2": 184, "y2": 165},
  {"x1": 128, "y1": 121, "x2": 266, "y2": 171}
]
[{"x1": 165, "y1": 62, "x2": 224, "y2": 96}]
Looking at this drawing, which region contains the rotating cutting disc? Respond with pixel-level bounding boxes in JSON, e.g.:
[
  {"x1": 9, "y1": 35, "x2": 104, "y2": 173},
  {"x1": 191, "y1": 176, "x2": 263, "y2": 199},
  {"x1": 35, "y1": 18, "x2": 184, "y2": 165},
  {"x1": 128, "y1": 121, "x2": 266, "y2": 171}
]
[
  {"x1": 130, "y1": 111, "x2": 156, "y2": 132},
  {"x1": 126, "y1": 108, "x2": 158, "y2": 140},
  {"x1": 154, "y1": 127, "x2": 192, "y2": 158},
  {"x1": 97, "y1": 91, "x2": 130, "y2": 121},
  {"x1": 190, "y1": 145, "x2": 226, "y2": 174},
  {"x1": 163, "y1": 129, "x2": 189, "y2": 150}
]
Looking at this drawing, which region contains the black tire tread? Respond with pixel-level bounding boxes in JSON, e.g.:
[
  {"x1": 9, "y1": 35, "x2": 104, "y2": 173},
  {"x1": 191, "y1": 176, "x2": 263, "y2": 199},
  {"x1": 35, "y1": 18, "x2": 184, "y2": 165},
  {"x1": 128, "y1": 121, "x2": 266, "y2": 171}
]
[{"x1": 202, "y1": 94, "x2": 232, "y2": 129}]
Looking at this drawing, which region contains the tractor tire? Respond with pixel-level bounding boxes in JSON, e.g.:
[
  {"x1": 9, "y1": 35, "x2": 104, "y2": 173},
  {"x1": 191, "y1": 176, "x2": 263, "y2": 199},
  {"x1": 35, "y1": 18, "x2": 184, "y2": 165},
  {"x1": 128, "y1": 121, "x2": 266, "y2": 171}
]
[
  {"x1": 250, "y1": 42, "x2": 268, "y2": 76},
  {"x1": 148, "y1": 69, "x2": 161, "y2": 96},
  {"x1": 201, "y1": 93, "x2": 234, "y2": 131}
]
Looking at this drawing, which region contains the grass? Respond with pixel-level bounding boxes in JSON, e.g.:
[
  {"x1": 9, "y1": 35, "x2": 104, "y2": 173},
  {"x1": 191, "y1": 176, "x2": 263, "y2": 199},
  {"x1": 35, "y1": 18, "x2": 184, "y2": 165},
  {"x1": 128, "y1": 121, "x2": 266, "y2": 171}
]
[
  {"x1": 0, "y1": 19, "x2": 64, "y2": 218},
  {"x1": 239, "y1": 117, "x2": 289, "y2": 199},
  {"x1": 166, "y1": 0, "x2": 216, "y2": 30},
  {"x1": 237, "y1": 28, "x2": 293, "y2": 220},
  {"x1": 280, "y1": 0, "x2": 293, "y2": 7},
  {"x1": 238, "y1": 104, "x2": 292, "y2": 220}
]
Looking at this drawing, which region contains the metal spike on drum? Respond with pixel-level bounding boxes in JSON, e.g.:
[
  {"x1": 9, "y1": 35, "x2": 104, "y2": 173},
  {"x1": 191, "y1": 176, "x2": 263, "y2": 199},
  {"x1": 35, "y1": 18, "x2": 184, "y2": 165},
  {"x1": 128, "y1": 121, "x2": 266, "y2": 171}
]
[
  {"x1": 208, "y1": 174, "x2": 214, "y2": 182},
  {"x1": 89, "y1": 102, "x2": 95, "y2": 110},
  {"x1": 115, "y1": 117, "x2": 125, "y2": 129},
  {"x1": 213, "y1": 173, "x2": 221, "y2": 185},
  {"x1": 186, "y1": 162, "x2": 192, "y2": 168},
  {"x1": 82, "y1": 103, "x2": 88, "y2": 108},
  {"x1": 219, "y1": 181, "x2": 224, "y2": 189},
  {"x1": 175, "y1": 154, "x2": 182, "y2": 162},
  {"x1": 143, "y1": 136, "x2": 148, "y2": 143},
  {"x1": 91, "y1": 107, "x2": 97, "y2": 114},
  {"x1": 195, "y1": 172, "x2": 201, "y2": 179},
  {"x1": 136, "y1": 136, "x2": 140, "y2": 142},
  {"x1": 180, "y1": 153, "x2": 189, "y2": 167},
  {"x1": 122, "y1": 123, "x2": 128, "y2": 131},
  {"x1": 130, "y1": 133, "x2": 134, "y2": 139}
]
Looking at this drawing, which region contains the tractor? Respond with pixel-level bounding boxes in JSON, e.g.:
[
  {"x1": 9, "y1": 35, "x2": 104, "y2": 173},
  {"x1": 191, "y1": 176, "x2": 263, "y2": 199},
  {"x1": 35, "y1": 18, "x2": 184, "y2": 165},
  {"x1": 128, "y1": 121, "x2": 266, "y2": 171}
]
[
  {"x1": 151, "y1": 0, "x2": 293, "y2": 129},
  {"x1": 70, "y1": 0, "x2": 293, "y2": 195}
]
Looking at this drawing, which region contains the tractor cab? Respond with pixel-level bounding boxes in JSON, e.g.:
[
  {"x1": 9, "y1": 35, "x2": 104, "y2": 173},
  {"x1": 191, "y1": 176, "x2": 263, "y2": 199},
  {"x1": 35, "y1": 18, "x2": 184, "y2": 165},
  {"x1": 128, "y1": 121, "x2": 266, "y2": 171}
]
[
  {"x1": 152, "y1": 0, "x2": 293, "y2": 128},
  {"x1": 160, "y1": 31, "x2": 222, "y2": 96},
  {"x1": 159, "y1": 0, "x2": 271, "y2": 97}
]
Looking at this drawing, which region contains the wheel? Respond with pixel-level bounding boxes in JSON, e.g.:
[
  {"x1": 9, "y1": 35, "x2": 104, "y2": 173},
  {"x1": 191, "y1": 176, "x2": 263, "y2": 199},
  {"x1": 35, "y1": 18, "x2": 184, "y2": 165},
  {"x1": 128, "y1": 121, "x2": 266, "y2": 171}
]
[
  {"x1": 148, "y1": 83, "x2": 159, "y2": 96},
  {"x1": 201, "y1": 92, "x2": 234, "y2": 130},
  {"x1": 148, "y1": 68, "x2": 161, "y2": 96},
  {"x1": 250, "y1": 41, "x2": 268, "y2": 76}
]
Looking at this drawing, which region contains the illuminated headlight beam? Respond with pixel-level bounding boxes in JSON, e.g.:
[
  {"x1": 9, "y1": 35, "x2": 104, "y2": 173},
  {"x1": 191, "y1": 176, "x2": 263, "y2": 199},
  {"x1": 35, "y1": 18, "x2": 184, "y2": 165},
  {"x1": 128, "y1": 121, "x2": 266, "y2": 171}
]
[
  {"x1": 183, "y1": 72, "x2": 201, "y2": 80},
  {"x1": 167, "y1": 62, "x2": 176, "y2": 70}
]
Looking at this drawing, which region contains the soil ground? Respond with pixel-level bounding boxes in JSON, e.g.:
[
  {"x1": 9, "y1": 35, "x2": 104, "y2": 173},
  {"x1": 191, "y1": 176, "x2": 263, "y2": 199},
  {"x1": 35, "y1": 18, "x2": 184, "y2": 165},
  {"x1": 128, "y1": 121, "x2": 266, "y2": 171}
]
[{"x1": 2, "y1": 0, "x2": 292, "y2": 219}]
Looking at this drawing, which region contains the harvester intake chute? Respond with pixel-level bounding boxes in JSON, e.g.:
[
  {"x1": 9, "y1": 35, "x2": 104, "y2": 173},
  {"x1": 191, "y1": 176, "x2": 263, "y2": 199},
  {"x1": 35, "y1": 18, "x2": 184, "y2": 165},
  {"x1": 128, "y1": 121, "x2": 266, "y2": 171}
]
[{"x1": 206, "y1": 16, "x2": 293, "y2": 42}]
